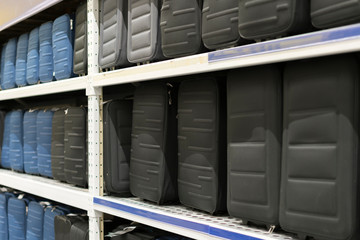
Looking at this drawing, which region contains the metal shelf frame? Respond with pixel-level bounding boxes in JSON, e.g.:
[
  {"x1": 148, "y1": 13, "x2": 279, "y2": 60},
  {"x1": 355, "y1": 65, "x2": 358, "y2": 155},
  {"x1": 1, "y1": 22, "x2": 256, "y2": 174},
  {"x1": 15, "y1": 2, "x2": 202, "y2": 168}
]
[{"x1": 0, "y1": 1, "x2": 360, "y2": 240}]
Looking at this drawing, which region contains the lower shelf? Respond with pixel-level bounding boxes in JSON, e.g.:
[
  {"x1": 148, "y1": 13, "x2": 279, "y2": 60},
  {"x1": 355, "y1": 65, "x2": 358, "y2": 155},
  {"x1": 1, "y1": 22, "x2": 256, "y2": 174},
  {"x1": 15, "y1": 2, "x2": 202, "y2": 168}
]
[
  {"x1": 94, "y1": 196, "x2": 295, "y2": 240},
  {"x1": 0, "y1": 169, "x2": 89, "y2": 210}
]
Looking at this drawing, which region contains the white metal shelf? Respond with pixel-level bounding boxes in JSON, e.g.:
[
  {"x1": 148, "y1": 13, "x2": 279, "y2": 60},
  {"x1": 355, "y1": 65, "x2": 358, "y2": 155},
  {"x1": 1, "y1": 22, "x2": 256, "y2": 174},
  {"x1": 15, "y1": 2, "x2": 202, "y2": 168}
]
[
  {"x1": 94, "y1": 196, "x2": 296, "y2": 240},
  {"x1": 0, "y1": 76, "x2": 87, "y2": 100},
  {"x1": 0, "y1": 169, "x2": 90, "y2": 210},
  {"x1": 93, "y1": 23, "x2": 360, "y2": 87}
]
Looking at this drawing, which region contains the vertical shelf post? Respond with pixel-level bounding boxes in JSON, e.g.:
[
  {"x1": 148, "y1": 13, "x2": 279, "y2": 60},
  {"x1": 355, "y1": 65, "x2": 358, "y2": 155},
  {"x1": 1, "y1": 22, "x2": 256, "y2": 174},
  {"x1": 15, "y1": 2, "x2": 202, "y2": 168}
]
[{"x1": 87, "y1": 0, "x2": 103, "y2": 239}]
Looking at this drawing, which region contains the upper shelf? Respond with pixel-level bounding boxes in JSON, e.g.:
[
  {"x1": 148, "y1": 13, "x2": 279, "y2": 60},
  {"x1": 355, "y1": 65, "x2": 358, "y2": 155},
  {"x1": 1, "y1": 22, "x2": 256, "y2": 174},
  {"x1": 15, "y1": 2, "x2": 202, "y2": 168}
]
[
  {"x1": 0, "y1": 169, "x2": 89, "y2": 210},
  {"x1": 93, "y1": 23, "x2": 360, "y2": 87},
  {"x1": 0, "y1": 76, "x2": 87, "y2": 100}
]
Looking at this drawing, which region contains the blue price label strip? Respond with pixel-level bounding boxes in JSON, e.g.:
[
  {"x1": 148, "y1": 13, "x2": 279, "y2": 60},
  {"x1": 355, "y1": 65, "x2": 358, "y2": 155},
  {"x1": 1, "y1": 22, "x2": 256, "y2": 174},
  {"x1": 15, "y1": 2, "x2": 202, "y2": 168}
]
[
  {"x1": 94, "y1": 197, "x2": 263, "y2": 240},
  {"x1": 208, "y1": 23, "x2": 360, "y2": 63}
]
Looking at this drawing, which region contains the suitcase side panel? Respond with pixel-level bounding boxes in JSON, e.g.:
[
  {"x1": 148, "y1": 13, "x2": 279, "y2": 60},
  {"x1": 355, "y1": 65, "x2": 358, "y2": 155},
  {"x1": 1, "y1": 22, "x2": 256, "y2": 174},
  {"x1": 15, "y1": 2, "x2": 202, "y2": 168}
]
[
  {"x1": 39, "y1": 21, "x2": 54, "y2": 82},
  {"x1": 37, "y1": 110, "x2": 54, "y2": 178},
  {"x1": 3, "y1": 38, "x2": 17, "y2": 90},
  {"x1": 15, "y1": 33, "x2": 29, "y2": 87},
  {"x1": 24, "y1": 111, "x2": 39, "y2": 175},
  {"x1": 0, "y1": 111, "x2": 6, "y2": 160},
  {"x1": 26, "y1": 201, "x2": 44, "y2": 240},
  {"x1": 8, "y1": 198, "x2": 27, "y2": 240},
  {"x1": 43, "y1": 208, "x2": 65, "y2": 240},
  {"x1": 27, "y1": 27, "x2": 40, "y2": 85},
  {"x1": 1, "y1": 112, "x2": 12, "y2": 169},
  {"x1": 0, "y1": 43, "x2": 6, "y2": 89},
  {"x1": 51, "y1": 110, "x2": 66, "y2": 182},
  {"x1": 9, "y1": 110, "x2": 24, "y2": 172},
  {"x1": 69, "y1": 221, "x2": 89, "y2": 240},
  {"x1": 73, "y1": 3, "x2": 88, "y2": 75},
  {"x1": 0, "y1": 194, "x2": 9, "y2": 240}
]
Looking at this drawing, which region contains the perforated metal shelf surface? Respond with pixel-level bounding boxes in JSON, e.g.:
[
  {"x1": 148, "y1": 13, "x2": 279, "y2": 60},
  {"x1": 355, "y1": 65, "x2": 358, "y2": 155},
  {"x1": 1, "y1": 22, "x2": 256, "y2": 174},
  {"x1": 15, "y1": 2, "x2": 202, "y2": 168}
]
[{"x1": 94, "y1": 196, "x2": 297, "y2": 240}]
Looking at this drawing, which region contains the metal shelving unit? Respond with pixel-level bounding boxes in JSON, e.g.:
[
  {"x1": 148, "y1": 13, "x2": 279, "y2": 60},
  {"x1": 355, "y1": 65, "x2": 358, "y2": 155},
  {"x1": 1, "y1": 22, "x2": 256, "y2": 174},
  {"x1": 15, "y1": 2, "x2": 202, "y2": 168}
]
[{"x1": 0, "y1": 1, "x2": 360, "y2": 240}]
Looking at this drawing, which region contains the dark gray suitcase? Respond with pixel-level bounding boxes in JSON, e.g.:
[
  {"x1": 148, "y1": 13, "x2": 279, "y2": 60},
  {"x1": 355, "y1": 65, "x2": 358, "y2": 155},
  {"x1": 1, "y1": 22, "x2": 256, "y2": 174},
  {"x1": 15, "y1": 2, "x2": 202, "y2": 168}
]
[
  {"x1": 69, "y1": 220, "x2": 89, "y2": 240},
  {"x1": 202, "y1": 0, "x2": 243, "y2": 50},
  {"x1": 51, "y1": 109, "x2": 66, "y2": 182},
  {"x1": 311, "y1": 0, "x2": 360, "y2": 29},
  {"x1": 227, "y1": 65, "x2": 281, "y2": 226},
  {"x1": 73, "y1": 2, "x2": 88, "y2": 75},
  {"x1": 54, "y1": 215, "x2": 82, "y2": 240},
  {"x1": 99, "y1": 0, "x2": 128, "y2": 69},
  {"x1": 104, "y1": 100, "x2": 133, "y2": 196},
  {"x1": 127, "y1": 0, "x2": 164, "y2": 63},
  {"x1": 64, "y1": 107, "x2": 87, "y2": 187},
  {"x1": 130, "y1": 82, "x2": 178, "y2": 204},
  {"x1": 160, "y1": 0, "x2": 203, "y2": 58},
  {"x1": 280, "y1": 55, "x2": 359, "y2": 240},
  {"x1": 177, "y1": 78, "x2": 226, "y2": 214}
]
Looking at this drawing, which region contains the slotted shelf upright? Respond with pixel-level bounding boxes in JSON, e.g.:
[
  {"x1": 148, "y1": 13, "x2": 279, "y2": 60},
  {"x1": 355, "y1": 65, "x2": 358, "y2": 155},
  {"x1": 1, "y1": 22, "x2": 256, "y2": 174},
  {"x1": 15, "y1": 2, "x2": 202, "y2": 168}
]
[{"x1": 0, "y1": 1, "x2": 360, "y2": 240}]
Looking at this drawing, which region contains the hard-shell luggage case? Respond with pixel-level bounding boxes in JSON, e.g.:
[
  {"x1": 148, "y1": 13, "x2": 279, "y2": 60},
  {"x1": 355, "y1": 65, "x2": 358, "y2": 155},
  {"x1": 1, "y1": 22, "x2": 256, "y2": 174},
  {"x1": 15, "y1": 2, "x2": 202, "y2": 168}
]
[
  {"x1": 0, "y1": 43, "x2": 6, "y2": 88},
  {"x1": 37, "y1": 110, "x2": 54, "y2": 178},
  {"x1": 0, "y1": 192, "x2": 14, "y2": 240},
  {"x1": 227, "y1": 65, "x2": 281, "y2": 226},
  {"x1": 73, "y1": 3, "x2": 87, "y2": 75},
  {"x1": 39, "y1": 21, "x2": 54, "y2": 82},
  {"x1": 53, "y1": 14, "x2": 74, "y2": 80},
  {"x1": 27, "y1": 27, "x2": 40, "y2": 85},
  {"x1": 64, "y1": 107, "x2": 87, "y2": 187},
  {"x1": 44, "y1": 206, "x2": 67, "y2": 240},
  {"x1": 8, "y1": 197, "x2": 28, "y2": 240},
  {"x1": 51, "y1": 109, "x2": 66, "y2": 182},
  {"x1": 15, "y1": 33, "x2": 29, "y2": 87},
  {"x1": 0, "y1": 111, "x2": 6, "y2": 159},
  {"x1": 127, "y1": 0, "x2": 164, "y2": 63},
  {"x1": 130, "y1": 82, "x2": 178, "y2": 204},
  {"x1": 104, "y1": 100, "x2": 133, "y2": 196},
  {"x1": 69, "y1": 219, "x2": 89, "y2": 240},
  {"x1": 238, "y1": 0, "x2": 310, "y2": 40},
  {"x1": 99, "y1": 0, "x2": 128, "y2": 69},
  {"x1": 9, "y1": 110, "x2": 24, "y2": 172},
  {"x1": 23, "y1": 110, "x2": 39, "y2": 175},
  {"x1": 1, "y1": 112, "x2": 12, "y2": 169},
  {"x1": 2, "y1": 38, "x2": 17, "y2": 90},
  {"x1": 177, "y1": 78, "x2": 226, "y2": 214},
  {"x1": 160, "y1": 0, "x2": 203, "y2": 58},
  {"x1": 202, "y1": 0, "x2": 243, "y2": 50},
  {"x1": 280, "y1": 55, "x2": 360, "y2": 240},
  {"x1": 54, "y1": 215, "x2": 86, "y2": 240},
  {"x1": 311, "y1": 0, "x2": 360, "y2": 29},
  {"x1": 26, "y1": 201, "x2": 44, "y2": 240}
]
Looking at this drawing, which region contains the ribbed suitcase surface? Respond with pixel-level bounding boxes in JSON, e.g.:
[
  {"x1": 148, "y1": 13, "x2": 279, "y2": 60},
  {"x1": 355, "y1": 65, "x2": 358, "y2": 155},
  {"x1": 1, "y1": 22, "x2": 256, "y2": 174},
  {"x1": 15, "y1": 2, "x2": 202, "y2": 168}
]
[
  {"x1": 1, "y1": 112, "x2": 12, "y2": 169},
  {"x1": 227, "y1": 65, "x2": 281, "y2": 226},
  {"x1": 202, "y1": 0, "x2": 242, "y2": 50},
  {"x1": 39, "y1": 21, "x2": 54, "y2": 82},
  {"x1": 53, "y1": 14, "x2": 74, "y2": 80},
  {"x1": 130, "y1": 83, "x2": 178, "y2": 204},
  {"x1": 37, "y1": 110, "x2": 54, "y2": 178},
  {"x1": 44, "y1": 206, "x2": 66, "y2": 240},
  {"x1": 311, "y1": 0, "x2": 360, "y2": 29},
  {"x1": 99, "y1": 0, "x2": 128, "y2": 69},
  {"x1": 2, "y1": 38, "x2": 17, "y2": 90},
  {"x1": 27, "y1": 27, "x2": 40, "y2": 85},
  {"x1": 0, "y1": 111, "x2": 6, "y2": 160},
  {"x1": 8, "y1": 197, "x2": 27, "y2": 240},
  {"x1": 24, "y1": 110, "x2": 38, "y2": 175},
  {"x1": 51, "y1": 109, "x2": 66, "y2": 182},
  {"x1": 69, "y1": 220, "x2": 89, "y2": 240},
  {"x1": 177, "y1": 79, "x2": 226, "y2": 214},
  {"x1": 280, "y1": 55, "x2": 359, "y2": 240},
  {"x1": 26, "y1": 201, "x2": 44, "y2": 240},
  {"x1": 238, "y1": 0, "x2": 310, "y2": 40},
  {"x1": 15, "y1": 33, "x2": 29, "y2": 87},
  {"x1": 160, "y1": 0, "x2": 202, "y2": 58},
  {"x1": 0, "y1": 43, "x2": 6, "y2": 89},
  {"x1": 104, "y1": 100, "x2": 133, "y2": 196},
  {"x1": 0, "y1": 193, "x2": 13, "y2": 240},
  {"x1": 73, "y1": 3, "x2": 87, "y2": 75},
  {"x1": 127, "y1": 0, "x2": 164, "y2": 63},
  {"x1": 54, "y1": 215, "x2": 85, "y2": 240},
  {"x1": 64, "y1": 107, "x2": 87, "y2": 187},
  {"x1": 9, "y1": 110, "x2": 24, "y2": 172}
]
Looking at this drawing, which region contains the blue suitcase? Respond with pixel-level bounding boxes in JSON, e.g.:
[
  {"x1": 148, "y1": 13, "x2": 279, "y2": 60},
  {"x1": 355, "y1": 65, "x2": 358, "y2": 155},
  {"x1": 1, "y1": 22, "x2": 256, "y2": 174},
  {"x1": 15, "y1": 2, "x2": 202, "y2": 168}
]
[
  {"x1": 0, "y1": 192, "x2": 14, "y2": 240},
  {"x1": 2, "y1": 38, "x2": 17, "y2": 90},
  {"x1": 15, "y1": 33, "x2": 29, "y2": 87},
  {"x1": 9, "y1": 110, "x2": 24, "y2": 172},
  {"x1": 1, "y1": 112, "x2": 12, "y2": 169},
  {"x1": 8, "y1": 196, "x2": 28, "y2": 240},
  {"x1": 0, "y1": 111, "x2": 6, "y2": 160},
  {"x1": 26, "y1": 201, "x2": 44, "y2": 240},
  {"x1": 37, "y1": 110, "x2": 54, "y2": 178},
  {"x1": 39, "y1": 22, "x2": 54, "y2": 83},
  {"x1": 23, "y1": 110, "x2": 38, "y2": 175},
  {"x1": 0, "y1": 43, "x2": 6, "y2": 88},
  {"x1": 53, "y1": 14, "x2": 74, "y2": 80},
  {"x1": 27, "y1": 27, "x2": 40, "y2": 85},
  {"x1": 43, "y1": 206, "x2": 68, "y2": 240}
]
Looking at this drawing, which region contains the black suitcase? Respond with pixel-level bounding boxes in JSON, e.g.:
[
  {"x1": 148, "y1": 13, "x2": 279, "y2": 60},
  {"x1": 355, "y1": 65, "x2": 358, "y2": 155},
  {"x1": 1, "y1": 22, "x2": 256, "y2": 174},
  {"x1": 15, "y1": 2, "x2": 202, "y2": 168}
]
[
  {"x1": 51, "y1": 109, "x2": 66, "y2": 182},
  {"x1": 54, "y1": 215, "x2": 85, "y2": 240},
  {"x1": 160, "y1": 0, "x2": 203, "y2": 58},
  {"x1": 130, "y1": 82, "x2": 178, "y2": 204},
  {"x1": 177, "y1": 78, "x2": 226, "y2": 214},
  {"x1": 280, "y1": 55, "x2": 360, "y2": 240},
  {"x1": 73, "y1": 2, "x2": 88, "y2": 75},
  {"x1": 238, "y1": 0, "x2": 310, "y2": 40},
  {"x1": 64, "y1": 107, "x2": 87, "y2": 187},
  {"x1": 311, "y1": 0, "x2": 360, "y2": 29},
  {"x1": 202, "y1": 0, "x2": 243, "y2": 50},
  {"x1": 69, "y1": 218, "x2": 89, "y2": 240},
  {"x1": 227, "y1": 65, "x2": 281, "y2": 227},
  {"x1": 104, "y1": 100, "x2": 133, "y2": 196}
]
